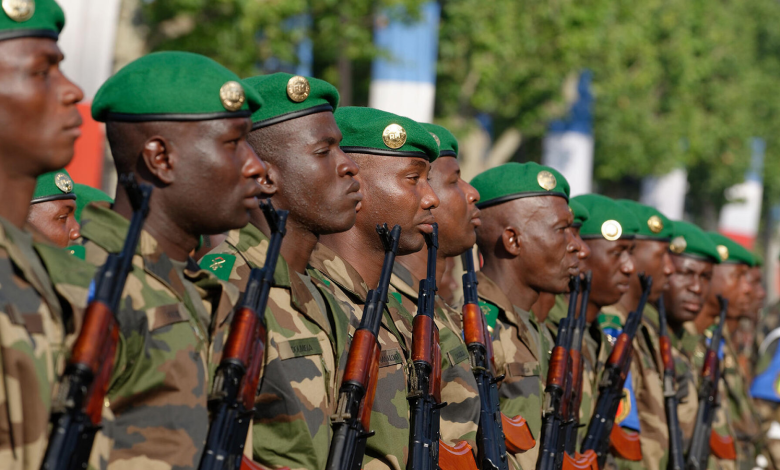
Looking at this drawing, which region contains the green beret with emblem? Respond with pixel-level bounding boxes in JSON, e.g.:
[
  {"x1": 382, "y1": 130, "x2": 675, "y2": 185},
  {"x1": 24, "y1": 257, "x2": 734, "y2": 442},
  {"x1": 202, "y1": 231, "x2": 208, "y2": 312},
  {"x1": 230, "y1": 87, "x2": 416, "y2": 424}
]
[
  {"x1": 335, "y1": 106, "x2": 439, "y2": 162},
  {"x1": 244, "y1": 73, "x2": 339, "y2": 130},
  {"x1": 92, "y1": 51, "x2": 263, "y2": 123},
  {"x1": 572, "y1": 194, "x2": 640, "y2": 241},
  {"x1": 419, "y1": 123, "x2": 458, "y2": 158},
  {"x1": 73, "y1": 183, "x2": 112, "y2": 222},
  {"x1": 0, "y1": 0, "x2": 64, "y2": 42},
  {"x1": 705, "y1": 232, "x2": 755, "y2": 266},
  {"x1": 31, "y1": 169, "x2": 74, "y2": 204},
  {"x1": 570, "y1": 198, "x2": 589, "y2": 228},
  {"x1": 668, "y1": 221, "x2": 721, "y2": 263},
  {"x1": 470, "y1": 162, "x2": 569, "y2": 209},
  {"x1": 617, "y1": 199, "x2": 673, "y2": 241}
]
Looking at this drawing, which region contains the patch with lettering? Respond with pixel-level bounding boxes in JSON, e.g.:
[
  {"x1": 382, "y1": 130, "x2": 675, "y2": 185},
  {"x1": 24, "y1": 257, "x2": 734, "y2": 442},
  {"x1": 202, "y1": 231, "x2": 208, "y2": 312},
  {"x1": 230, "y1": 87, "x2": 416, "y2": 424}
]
[
  {"x1": 447, "y1": 344, "x2": 469, "y2": 365},
  {"x1": 279, "y1": 337, "x2": 323, "y2": 360},
  {"x1": 478, "y1": 301, "x2": 499, "y2": 330},
  {"x1": 379, "y1": 348, "x2": 404, "y2": 367},
  {"x1": 198, "y1": 253, "x2": 236, "y2": 281},
  {"x1": 67, "y1": 245, "x2": 85, "y2": 260}
]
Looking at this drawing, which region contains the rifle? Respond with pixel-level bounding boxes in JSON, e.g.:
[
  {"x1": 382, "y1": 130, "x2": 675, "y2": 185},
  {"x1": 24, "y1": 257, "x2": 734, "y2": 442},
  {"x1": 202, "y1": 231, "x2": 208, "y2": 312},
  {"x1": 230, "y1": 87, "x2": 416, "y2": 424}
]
[
  {"x1": 199, "y1": 200, "x2": 288, "y2": 470},
  {"x1": 658, "y1": 294, "x2": 685, "y2": 470},
  {"x1": 326, "y1": 224, "x2": 401, "y2": 470},
  {"x1": 538, "y1": 275, "x2": 580, "y2": 470},
  {"x1": 686, "y1": 296, "x2": 736, "y2": 469},
  {"x1": 41, "y1": 175, "x2": 153, "y2": 470},
  {"x1": 580, "y1": 274, "x2": 652, "y2": 468},
  {"x1": 407, "y1": 224, "x2": 477, "y2": 470},
  {"x1": 460, "y1": 250, "x2": 534, "y2": 470}
]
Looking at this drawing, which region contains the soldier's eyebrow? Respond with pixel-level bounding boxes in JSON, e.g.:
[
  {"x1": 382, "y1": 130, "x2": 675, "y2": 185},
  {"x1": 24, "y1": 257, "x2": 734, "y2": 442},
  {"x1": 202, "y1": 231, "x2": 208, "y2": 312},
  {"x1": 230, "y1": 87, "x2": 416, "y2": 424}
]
[{"x1": 408, "y1": 159, "x2": 428, "y2": 170}]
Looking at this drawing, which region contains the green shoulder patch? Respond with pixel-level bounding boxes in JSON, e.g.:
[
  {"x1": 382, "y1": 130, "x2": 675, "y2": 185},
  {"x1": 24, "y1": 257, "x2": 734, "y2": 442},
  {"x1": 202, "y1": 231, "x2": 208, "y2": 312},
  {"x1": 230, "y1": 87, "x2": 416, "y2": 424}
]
[
  {"x1": 67, "y1": 245, "x2": 86, "y2": 260},
  {"x1": 390, "y1": 291, "x2": 403, "y2": 305},
  {"x1": 597, "y1": 312, "x2": 624, "y2": 331},
  {"x1": 478, "y1": 301, "x2": 499, "y2": 330},
  {"x1": 199, "y1": 254, "x2": 236, "y2": 281}
]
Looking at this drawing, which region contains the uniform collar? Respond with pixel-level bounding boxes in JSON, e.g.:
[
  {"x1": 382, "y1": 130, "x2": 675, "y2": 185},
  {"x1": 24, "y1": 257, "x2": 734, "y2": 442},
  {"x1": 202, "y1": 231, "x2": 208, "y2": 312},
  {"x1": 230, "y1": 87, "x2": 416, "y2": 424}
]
[
  {"x1": 390, "y1": 262, "x2": 420, "y2": 301},
  {"x1": 309, "y1": 242, "x2": 371, "y2": 300}
]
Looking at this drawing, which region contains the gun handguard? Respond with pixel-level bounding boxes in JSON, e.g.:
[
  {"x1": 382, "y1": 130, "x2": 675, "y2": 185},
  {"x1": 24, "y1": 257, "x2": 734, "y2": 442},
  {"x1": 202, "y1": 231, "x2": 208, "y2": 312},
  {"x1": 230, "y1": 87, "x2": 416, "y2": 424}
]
[
  {"x1": 658, "y1": 295, "x2": 685, "y2": 470},
  {"x1": 581, "y1": 274, "x2": 652, "y2": 467},
  {"x1": 41, "y1": 175, "x2": 152, "y2": 470},
  {"x1": 326, "y1": 224, "x2": 401, "y2": 470},
  {"x1": 199, "y1": 200, "x2": 289, "y2": 470}
]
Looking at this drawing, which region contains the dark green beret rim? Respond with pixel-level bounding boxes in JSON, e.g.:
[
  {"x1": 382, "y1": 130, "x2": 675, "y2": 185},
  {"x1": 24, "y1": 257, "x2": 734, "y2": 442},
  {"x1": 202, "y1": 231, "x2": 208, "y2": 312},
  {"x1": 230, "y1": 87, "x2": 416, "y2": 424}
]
[
  {"x1": 251, "y1": 103, "x2": 333, "y2": 130},
  {"x1": 475, "y1": 191, "x2": 569, "y2": 209},
  {"x1": 104, "y1": 111, "x2": 251, "y2": 122},
  {"x1": 31, "y1": 193, "x2": 76, "y2": 204},
  {"x1": 341, "y1": 146, "x2": 431, "y2": 161},
  {"x1": 439, "y1": 150, "x2": 457, "y2": 158},
  {"x1": 0, "y1": 29, "x2": 58, "y2": 42},
  {"x1": 634, "y1": 234, "x2": 671, "y2": 242},
  {"x1": 580, "y1": 234, "x2": 636, "y2": 241},
  {"x1": 670, "y1": 251, "x2": 719, "y2": 264}
]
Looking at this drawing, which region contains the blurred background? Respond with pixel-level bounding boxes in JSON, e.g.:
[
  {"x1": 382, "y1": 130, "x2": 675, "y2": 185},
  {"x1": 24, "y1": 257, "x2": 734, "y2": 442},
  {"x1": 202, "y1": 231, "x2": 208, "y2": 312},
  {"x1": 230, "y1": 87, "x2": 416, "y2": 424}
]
[{"x1": 58, "y1": 0, "x2": 780, "y2": 300}]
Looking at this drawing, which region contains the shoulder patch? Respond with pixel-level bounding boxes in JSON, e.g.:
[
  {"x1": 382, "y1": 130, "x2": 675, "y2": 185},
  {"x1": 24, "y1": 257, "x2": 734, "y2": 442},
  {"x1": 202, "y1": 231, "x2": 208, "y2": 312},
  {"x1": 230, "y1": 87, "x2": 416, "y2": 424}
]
[
  {"x1": 199, "y1": 254, "x2": 236, "y2": 281},
  {"x1": 390, "y1": 291, "x2": 403, "y2": 305},
  {"x1": 478, "y1": 300, "x2": 499, "y2": 330},
  {"x1": 597, "y1": 312, "x2": 624, "y2": 343},
  {"x1": 66, "y1": 245, "x2": 86, "y2": 260}
]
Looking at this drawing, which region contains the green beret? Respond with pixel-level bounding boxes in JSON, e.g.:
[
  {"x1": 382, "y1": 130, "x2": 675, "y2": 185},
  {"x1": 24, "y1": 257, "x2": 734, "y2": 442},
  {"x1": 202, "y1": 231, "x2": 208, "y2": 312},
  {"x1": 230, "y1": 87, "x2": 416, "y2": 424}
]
[
  {"x1": 31, "y1": 169, "x2": 74, "y2": 204},
  {"x1": 73, "y1": 183, "x2": 112, "y2": 222},
  {"x1": 420, "y1": 123, "x2": 458, "y2": 158},
  {"x1": 570, "y1": 198, "x2": 590, "y2": 228},
  {"x1": 617, "y1": 199, "x2": 673, "y2": 241},
  {"x1": 572, "y1": 194, "x2": 640, "y2": 241},
  {"x1": 92, "y1": 52, "x2": 263, "y2": 123},
  {"x1": 335, "y1": 107, "x2": 438, "y2": 162},
  {"x1": 706, "y1": 232, "x2": 755, "y2": 266},
  {"x1": 243, "y1": 73, "x2": 338, "y2": 130},
  {"x1": 668, "y1": 221, "x2": 721, "y2": 263},
  {"x1": 470, "y1": 162, "x2": 569, "y2": 209},
  {"x1": 0, "y1": 0, "x2": 64, "y2": 42}
]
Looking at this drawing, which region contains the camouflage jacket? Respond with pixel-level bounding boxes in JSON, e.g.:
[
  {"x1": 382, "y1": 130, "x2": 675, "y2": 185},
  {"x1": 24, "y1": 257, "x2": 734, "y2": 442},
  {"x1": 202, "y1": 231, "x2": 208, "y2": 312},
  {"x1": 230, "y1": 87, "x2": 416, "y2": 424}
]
[
  {"x1": 668, "y1": 322, "x2": 701, "y2": 449},
  {"x1": 0, "y1": 216, "x2": 99, "y2": 470},
  {"x1": 390, "y1": 262, "x2": 481, "y2": 451},
  {"x1": 78, "y1": 203, "x2": 238, "y2": 469},
  {"x1": 309, "y1": 242, "x2": 415, "y2": 470},
  {"x1": 201, "y1": 223, "x2": 352, "y2": 470},
  {"x1": 475, "y1": 271, "x2": 549, "y2": 469},
  {"x1": 722, "y1": 332, "x2": 761, "y2": 470}
]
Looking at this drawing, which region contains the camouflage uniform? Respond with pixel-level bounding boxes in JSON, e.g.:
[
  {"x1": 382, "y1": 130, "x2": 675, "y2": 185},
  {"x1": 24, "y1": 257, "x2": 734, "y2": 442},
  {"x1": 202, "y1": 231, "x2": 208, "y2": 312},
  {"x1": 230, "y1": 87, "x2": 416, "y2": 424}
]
[
  {"x1": 722, "y1": 333, "x2": 761, "y2": 470},
  {"x1": 78, "y1": 203, "x2": 238, "y2": 469},
  {"x1": 201, "y1": 223, "x2": 351, "y2": 470},
  {"x1": 309, "y1": 242, "x2": 415, "y2": 470},
  {"x1": 390, "y1": 262, "x2": 481, "y2": 450},
  {"x1": 752, "y1": 322, "x2": 780, "y2": 470},
  {"x1": 668, "y1": 323, "x2": 700, "y2": 450},
  {"x1": 0, "y1": 217, "x2": 97, "y2": 470}
]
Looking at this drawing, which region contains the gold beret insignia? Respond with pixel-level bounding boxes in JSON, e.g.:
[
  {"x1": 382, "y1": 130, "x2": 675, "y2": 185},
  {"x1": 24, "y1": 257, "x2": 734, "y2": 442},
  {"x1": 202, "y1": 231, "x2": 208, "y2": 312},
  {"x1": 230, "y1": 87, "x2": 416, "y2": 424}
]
[
  {"x1": 219, "y1": 81, "x2": 245, "y2": 112},
  {"x1": 382, "y1": 123, "x2": 407, "y2": 149},
  {"x1": 569, "y1": 207, "x2": 574, "y2": 216},
  {"x1": 430, "y1": 132, "x2": 441, "y2": 147},
  {"x1": 54, "y1": 172, "x2": 73, "y2": 193},
  {"x1": 647, "y1": 215, "x2": 663, "y2": 234},
  {"x1": 717, "y1": 245, "x2": 729, "y2": 262},
  {"x1": 601, "y1": 220, "x2": 622, "y2": 241},
  {"x1": 286, "y1": 75, "x2": 310, "y2": 103},
  {"x1": 537, "y1": 170, "x2": 557, "y2": 191},
  {"x1": 3, "y1": 0, "x2": 34, "y2": 22},
  {"x1": 670, "y1": 236, "x2": 687, "y2": 254}
]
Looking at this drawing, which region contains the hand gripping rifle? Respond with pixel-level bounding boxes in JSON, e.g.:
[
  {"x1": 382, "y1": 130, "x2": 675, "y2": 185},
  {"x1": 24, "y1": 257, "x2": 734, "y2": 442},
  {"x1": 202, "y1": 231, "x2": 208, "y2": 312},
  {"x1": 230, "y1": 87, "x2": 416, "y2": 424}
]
[
  {"x1": 580, "y1": 274, "x2": 652, "y2": 468},
  {"x1": 407, "y1": 224, "x2": 478, "y2": 470},
  {"x1": 198, "y1": 200, "x2": 288, "y2": 470},
  {"x1": 658, "y1": 294, "x2": 685, "y2": 470},
  {"x1": 685, "y1": 296, "x2": 736, "y2": 470},
  {"x1": 460, "y1": 250, "x2": 535, "y2": 470},
  {"x1": 41, "y1": 175, "x2": 152, "y2": 470},
  {"x1": 326, "y1": 224, "x2": 401, "y2": 470}
]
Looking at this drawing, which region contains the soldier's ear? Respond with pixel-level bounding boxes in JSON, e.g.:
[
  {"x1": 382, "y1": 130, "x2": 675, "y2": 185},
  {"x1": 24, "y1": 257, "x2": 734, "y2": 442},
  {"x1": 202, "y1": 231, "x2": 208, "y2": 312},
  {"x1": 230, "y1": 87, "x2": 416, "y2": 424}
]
[
  {"x1": 502, "y1": 225, "x2": 522, "y2": 257},
  {"x1": 259, "y1": 160, "x2": 279, "y2": 197},
  {"x1": 139, "y1": 136, "x2": 175, "y2": 185}
]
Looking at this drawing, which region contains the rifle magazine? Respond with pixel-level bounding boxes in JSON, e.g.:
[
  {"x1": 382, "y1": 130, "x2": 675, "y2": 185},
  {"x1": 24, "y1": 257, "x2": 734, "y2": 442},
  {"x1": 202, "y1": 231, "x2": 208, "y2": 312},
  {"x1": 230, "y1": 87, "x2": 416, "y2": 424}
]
[{"x1": 501, "y1": 414, "x2": 535, "y2": 453}]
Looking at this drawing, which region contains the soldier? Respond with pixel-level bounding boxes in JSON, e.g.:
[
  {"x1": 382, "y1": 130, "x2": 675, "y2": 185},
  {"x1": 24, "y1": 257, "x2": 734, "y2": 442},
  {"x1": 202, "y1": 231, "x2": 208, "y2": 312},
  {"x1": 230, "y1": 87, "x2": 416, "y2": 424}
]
[
  {"x1": 735, "y1": 263, "x2": 765, "y2": 381},
  {"x1": 309, "y1": 106, "x2": 440, "y2": 470},
  {"x1": 597, "y1": 200, "x2": 674, "y2": 469},
  {"x1": 200, "y1": 73, "x2": 361, "y2": 470},
  {"x1": 390, "y1": 122, "x2": 482, "y2": 451},
  {"x1": 0, "y1": 1, "x2": 95, "y2": 468},
  {"x1": 469, "y1": 162, "x2": 582, "y2": 469},
  {"x1": 27, "y1": 169, "x2": 80, "y2": 248},
  {"x1": 82, "y1": 51, "x2": 266, "y2": 468}
]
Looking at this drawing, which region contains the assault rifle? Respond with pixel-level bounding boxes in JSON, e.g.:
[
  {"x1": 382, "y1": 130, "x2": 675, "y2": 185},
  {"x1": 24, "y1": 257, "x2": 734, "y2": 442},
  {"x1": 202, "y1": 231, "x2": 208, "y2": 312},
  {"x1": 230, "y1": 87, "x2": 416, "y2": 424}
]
[
  {"x1": 407, "y1": 224, "x2": 477, "y2": 470},
  {"x1": 686, "y1": 296, "x2": 735, "y2": 469},
  {"x1": 580, "y1": 274, "x2": 652, "y2": 468},
  {"x1": 658, "y1": 295, "x2": 685, "y2": 470},
  {"x1": 461, "y1": 250, "x2": 535, "y2": 470},
  {"x1": 326, "y1": 224, "x2": 401, "y2": 470},
  {"x1": 42, "y1": 175, "x2": 152, "y2": 470},
  {"x1": 199, "y1": 200, "x2": 288, "y2": 470}
]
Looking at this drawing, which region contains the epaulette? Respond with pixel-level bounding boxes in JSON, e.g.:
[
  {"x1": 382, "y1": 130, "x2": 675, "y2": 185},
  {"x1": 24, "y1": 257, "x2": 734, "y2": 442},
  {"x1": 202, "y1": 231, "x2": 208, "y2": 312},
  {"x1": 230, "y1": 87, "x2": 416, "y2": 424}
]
[{"x1": 199, "y1": 254, "x2": 236, "y2": 282}]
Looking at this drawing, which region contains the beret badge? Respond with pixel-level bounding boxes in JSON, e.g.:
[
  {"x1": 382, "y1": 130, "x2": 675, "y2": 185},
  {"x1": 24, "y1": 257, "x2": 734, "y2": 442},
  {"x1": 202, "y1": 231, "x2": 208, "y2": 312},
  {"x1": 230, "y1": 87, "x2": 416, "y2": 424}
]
[
  {"x1": 286, "y1": 75, "x2": 310, "y2": 103},
  {"x1": 670, "y1": 236, "x2": 687, "y2": 254},
  {"x1": 219, "y1": 81, "x2": 245, "y2": 112},
  {"x1": 601, "y1": 220, "x2": 622, "y2": 241},
  {"x1": 647, "y1": 215, "x2": 663, "y2": 234},
  {"x1": 55, "y1": 172, "x2": 73, "y2": 193},
  {"x1": 430, "y1": 132, "x2": 441, "y2": 147},
  {"x1": 537, "y1": 170, "x2": 557, "y2": 191},
  {"x1": 717, "y1": 245, "x2": 729, "y2": 262},
  {"x1": 382, "y1": 123, "x2": 407, "y2": 149},
  {"x1": 3, "y1": 0, "x2": 34, "y2": 22}
]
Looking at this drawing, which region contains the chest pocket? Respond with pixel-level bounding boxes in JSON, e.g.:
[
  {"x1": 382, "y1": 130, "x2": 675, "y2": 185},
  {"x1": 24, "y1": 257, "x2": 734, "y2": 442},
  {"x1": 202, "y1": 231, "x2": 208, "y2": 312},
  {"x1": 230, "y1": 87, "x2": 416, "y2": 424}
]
[
  {"x1": 506, "y1": 361, "x2": 540, "y2": 378},
  {"x1": 148, "y1": 303, "x2": 189, "y2": 331}
]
